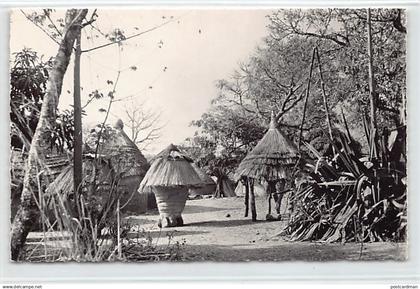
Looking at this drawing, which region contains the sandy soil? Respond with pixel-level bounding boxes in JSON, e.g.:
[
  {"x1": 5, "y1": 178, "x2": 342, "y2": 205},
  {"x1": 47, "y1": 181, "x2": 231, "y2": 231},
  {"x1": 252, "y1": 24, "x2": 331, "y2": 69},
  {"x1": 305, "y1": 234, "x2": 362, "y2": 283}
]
[{"x1": 126, "y1": 196, "x2": 407, "y2": 262}]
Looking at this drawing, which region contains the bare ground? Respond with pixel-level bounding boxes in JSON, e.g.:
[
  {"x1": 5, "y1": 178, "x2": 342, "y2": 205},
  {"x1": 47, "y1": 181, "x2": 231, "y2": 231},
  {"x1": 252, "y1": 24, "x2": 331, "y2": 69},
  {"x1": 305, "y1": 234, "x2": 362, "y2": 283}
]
[{"x1": 126, "y1": 196, "x2": 407, "y2": 262}]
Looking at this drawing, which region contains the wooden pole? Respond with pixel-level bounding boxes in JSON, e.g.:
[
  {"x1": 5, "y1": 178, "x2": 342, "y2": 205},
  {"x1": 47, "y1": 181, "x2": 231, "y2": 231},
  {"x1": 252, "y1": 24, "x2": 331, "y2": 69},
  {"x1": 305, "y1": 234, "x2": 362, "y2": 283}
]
[
  {"x1": 73, "y1": 30, "x2": 83, "y2": 216},
  {"x1": 298, "y1": 47, "x2": 317, "y2": 151},
  {"x1": 249, "y1": 179, "x2": 257, "y2": 221},
  {"x1": 315, "y1": 47, "x2": 334, "y2": 141},
  {"x1": 244, "y1": 178, "x2": 249, "y2": 217},
  {"x1": 117, "y1": 198, "x2": 122, "y2": 259},
  {"x1": 267, "y1": 181, "x2": 273, "y2": 215},
  {"x1": 367, "y1": 8, "x2": 377, "y2": 133}
]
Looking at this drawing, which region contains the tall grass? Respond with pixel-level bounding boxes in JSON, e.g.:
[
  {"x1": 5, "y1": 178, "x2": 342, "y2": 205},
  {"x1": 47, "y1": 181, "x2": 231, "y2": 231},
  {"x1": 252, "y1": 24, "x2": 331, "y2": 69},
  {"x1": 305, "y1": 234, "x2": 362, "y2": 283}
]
[{"x1": 19, "y1": 153, "x2": 183, "y2": 262}]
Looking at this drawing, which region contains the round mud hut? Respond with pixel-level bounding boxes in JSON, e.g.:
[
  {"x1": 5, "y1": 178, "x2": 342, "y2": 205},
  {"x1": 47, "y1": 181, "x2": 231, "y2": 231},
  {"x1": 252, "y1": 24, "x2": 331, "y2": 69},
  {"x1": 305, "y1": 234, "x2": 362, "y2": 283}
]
[
  {"x1": 235, "y1": 112, "x2": 299, "y2": 221},
  {"x1": 138, "y1": 144, "x2": 203, "y2": 227},
  {"x1": 47, "y1": 119, "x2": 154, "y2": 215}
]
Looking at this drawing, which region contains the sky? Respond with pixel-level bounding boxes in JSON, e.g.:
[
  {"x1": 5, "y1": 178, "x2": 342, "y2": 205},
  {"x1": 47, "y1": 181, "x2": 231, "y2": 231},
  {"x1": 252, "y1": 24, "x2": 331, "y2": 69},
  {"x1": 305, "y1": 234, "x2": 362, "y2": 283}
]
[{"x1": 10, "y1": 8, "x2": 274, "y2": 154}]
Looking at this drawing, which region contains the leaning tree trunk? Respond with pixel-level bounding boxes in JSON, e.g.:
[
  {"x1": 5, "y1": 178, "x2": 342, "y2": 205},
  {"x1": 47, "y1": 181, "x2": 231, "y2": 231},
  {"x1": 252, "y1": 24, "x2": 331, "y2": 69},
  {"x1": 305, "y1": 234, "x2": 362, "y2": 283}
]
[{"x1": 10, "y1": 9, "x2": 88, "y2": 261}]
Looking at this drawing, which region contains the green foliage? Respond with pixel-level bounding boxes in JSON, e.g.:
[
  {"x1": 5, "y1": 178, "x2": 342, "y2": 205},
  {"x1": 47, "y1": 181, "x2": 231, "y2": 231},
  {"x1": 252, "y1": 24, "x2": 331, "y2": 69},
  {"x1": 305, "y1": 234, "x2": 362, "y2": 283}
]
[
  {"x1": 10, "y1": 48, "x2": 77, "y2": 152},
  {"x1": 185, "y1": 105, "x2": 265, "y2": 179},
  {"x1": 10, "y1": 49, "x2": 52, "y2": 148}
]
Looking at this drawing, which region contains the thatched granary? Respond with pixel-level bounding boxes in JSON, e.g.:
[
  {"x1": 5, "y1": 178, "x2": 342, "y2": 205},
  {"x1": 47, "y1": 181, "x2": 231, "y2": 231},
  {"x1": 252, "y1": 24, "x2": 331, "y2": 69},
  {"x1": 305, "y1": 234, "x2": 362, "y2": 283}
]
[
  {"x1": 235, "y1": 112, "x2": 299, "y2": 221},
  {"x1": 47, "y1": 119, "x2": 154, "y2": 215},
  {"x1": 235, "y1": 112, "x2": 299, "y2": 182},
  {"x1": 188, "y1": 163, "x2": 216, "y2": 196},
  {"x1": 138, "y1": 144, "x2": 203, "y2": 227}
]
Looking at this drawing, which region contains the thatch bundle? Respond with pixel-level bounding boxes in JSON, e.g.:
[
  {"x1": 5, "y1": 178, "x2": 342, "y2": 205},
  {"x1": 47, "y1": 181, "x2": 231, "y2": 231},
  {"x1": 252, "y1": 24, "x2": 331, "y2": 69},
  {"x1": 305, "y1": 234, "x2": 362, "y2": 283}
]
[
  {"x1": 139, "y1": 144, "x2": 203, "y2": 227},
  {"x1": 235, "y1": 112, "x2": 299, "y2": 181},
  {"x1": 188, "y1": 163, "x2": 216, "y2": 196}
]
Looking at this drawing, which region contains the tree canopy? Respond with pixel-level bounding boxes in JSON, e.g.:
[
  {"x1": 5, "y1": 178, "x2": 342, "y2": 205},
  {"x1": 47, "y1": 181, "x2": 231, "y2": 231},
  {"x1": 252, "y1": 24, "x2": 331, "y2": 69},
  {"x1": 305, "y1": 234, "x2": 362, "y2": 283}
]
[{"x1": 189, "y1": 8, "x2": 406, "y2": 176}]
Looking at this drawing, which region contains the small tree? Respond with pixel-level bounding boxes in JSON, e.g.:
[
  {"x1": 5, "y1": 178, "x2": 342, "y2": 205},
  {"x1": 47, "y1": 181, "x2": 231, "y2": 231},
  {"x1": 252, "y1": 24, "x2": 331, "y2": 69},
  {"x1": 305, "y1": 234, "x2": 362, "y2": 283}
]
[
  {"x1": 11, "y1": 9, "x2": 89, "y2": 261},
  {"x1": 122, "y1": 101, "x2": 164, "y2": 151}
]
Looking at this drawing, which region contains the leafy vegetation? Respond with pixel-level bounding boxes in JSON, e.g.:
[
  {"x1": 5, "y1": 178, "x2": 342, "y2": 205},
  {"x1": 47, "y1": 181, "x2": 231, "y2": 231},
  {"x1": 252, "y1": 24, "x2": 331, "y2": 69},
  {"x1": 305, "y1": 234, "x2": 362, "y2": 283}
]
[
  {"x1": 191, "y1": 8, "x2": 406, "y2": 163},
  {"x1": 189, "y1": 8, "x2": 406, "y2": 243},
  {"x1": 283, "y1": 116, "x2": 406, "y2": 242},
  {"x1": 10, "y1": 48, "x2": 79, "y2": 152}
]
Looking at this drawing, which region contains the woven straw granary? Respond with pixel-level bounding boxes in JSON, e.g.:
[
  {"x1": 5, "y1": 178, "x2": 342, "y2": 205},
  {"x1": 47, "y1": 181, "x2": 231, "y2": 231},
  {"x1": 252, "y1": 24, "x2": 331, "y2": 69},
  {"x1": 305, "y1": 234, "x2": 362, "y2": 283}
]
[{"x1": 138, "y1": 144, "x2": 204, "y2": 227}]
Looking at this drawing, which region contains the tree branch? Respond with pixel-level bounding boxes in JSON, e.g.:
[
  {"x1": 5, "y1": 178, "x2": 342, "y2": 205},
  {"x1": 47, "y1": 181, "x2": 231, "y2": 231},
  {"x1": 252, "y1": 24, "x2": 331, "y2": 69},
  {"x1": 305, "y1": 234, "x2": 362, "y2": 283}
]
[
  {"x1": 81, "y1": 16, "x2": 177, "y2": 53},
  {"x1": 20, "y1": 10, "x2": 60, "y2": 45}
]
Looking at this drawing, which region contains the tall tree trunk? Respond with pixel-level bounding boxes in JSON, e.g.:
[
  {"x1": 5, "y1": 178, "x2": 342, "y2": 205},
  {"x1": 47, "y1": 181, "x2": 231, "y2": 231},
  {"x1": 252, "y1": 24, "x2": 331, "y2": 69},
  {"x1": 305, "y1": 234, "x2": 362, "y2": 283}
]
[
  {"x1": 10, "y1": 9, "x2": 88, "y2": 261},
  {"x1": 73, "y1": 31, "x2": 83, "y2": 216}
]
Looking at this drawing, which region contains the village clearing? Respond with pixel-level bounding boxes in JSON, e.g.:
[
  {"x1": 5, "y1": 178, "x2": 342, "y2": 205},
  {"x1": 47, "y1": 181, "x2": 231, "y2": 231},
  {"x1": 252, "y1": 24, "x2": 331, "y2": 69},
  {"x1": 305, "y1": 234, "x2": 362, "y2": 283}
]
[{"x1": 125, "y1": 196, "x2": 407, "y2": 262}]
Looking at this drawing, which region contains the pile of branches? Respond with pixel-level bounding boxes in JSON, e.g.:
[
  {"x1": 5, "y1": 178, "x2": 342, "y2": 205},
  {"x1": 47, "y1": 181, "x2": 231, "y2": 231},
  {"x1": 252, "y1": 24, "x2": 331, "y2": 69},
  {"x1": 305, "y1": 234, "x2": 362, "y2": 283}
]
[{"x1": 284, "y1": 118, "x2": 406, "y2": 243}]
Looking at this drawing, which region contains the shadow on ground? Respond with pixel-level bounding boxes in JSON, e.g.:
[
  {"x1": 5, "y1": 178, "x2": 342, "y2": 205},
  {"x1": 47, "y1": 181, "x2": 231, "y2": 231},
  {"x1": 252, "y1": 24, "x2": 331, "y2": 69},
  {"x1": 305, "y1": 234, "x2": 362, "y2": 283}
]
[
  {"x1": 125, "y1": 217, "x2": 158, "y2": 226},
  {"x1": 186, "y1": 219, "x2": 267, "y2": 228},
  {"x1": 183, "y1": 205, "x2": 237, "y2": 214},
  {"x1": 179, "y1": 242, "x2": 407, "y2": 262},
  {"x1": 127, "y1": 230, "x2": 209, "y2": 239}
]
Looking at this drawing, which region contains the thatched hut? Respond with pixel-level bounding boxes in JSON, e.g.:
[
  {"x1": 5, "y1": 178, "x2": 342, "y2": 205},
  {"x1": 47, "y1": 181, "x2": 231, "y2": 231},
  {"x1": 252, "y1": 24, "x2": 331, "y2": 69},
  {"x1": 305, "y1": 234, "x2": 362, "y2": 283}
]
[
  {"x1": 213, "y1": 176, "x2": 236, "y2": 198},
  {"x1": 11, "y1": 148, "x2": 70, "y2": 222},
  {"x1": 138, "y1": 144, "x2": 203, "y2": 227},
  {"x1": 188, "y1": 163, "x2": 216, "y2": 196},
  {"x1": 47, "y1": 119, "x2": 154, "y2": 215},
  {"x1": 46, "y1": 156, "x2": 113, "y2": 217},
  {"x1": 95, "y1": 119, "x2": 155, "y2": 213},
  {"x1": 235, "y1": 112, "x2": 299, "y2": 221}
]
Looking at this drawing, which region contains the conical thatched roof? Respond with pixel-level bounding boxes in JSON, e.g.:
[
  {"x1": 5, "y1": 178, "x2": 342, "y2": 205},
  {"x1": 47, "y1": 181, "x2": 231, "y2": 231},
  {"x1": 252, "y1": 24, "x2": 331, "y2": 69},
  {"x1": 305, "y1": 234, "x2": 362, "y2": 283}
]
[
  {"x1": 189, "y1": 163, "x2": 216, "y2": 195},
  {"x1": 46, "y1": 157, "x2": 112, "y2": 198},
  {"x1": 191, "y1": 163, "x2": 215, "y2": 187},
  {"x1": 234, "y1": 112, "x2": 299, "y2": 181},
  {"x1": 96, "y1": 119, "x2": 149, "y2": 179},
  {"x1": 138, "y1": 144, "x2": 203, "y2": 192},
  {"x1": 46, "y1": 120, "x2": 152, "y2": 213}
]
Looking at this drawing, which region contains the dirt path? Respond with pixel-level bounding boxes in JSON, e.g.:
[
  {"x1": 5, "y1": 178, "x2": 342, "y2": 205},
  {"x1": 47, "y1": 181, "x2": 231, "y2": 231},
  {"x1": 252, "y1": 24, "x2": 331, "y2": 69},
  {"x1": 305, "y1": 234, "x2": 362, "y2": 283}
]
[{"x1": 126, "y1": 196, "x2": 407, "y2": 262}]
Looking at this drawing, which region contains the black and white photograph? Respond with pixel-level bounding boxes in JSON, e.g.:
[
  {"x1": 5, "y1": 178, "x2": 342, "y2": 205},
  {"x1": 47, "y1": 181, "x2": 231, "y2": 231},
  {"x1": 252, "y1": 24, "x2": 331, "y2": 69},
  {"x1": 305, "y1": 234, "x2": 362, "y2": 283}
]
[{"x1": 8, "y1": 8, "x2": 407, "y2": 263}]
